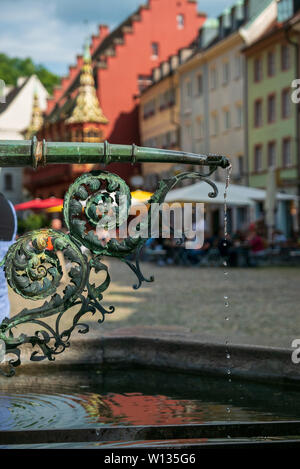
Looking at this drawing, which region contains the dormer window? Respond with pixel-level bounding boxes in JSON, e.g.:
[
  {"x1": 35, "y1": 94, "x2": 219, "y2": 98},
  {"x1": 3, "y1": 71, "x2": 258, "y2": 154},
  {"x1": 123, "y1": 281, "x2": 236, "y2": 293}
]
[
  {"x1": 236, "y1": 0, "x2": 245, "y2": 21},
  {"x1": 277, "y1": 0, "x2": 294, "y2": 23},
  {"x1": 223, "y1": 8, "x2": 231, "y2": 29}
]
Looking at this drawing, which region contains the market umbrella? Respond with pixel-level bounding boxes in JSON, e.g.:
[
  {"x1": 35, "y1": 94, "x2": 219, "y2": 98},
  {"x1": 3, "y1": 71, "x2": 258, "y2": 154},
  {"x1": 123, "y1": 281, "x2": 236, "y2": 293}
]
[
  {"x1": 46, "y1": 203, "x2": 64, "y2": 213},
  {"x1": 15, "y1": 198, "x2": 64, "y2": 211},
  {"x1": 44, "y1": 191, "x2": 154, "y2": 214},
  {"x1": 131, "y1": 190, "x2": 153, "y2": 206}
]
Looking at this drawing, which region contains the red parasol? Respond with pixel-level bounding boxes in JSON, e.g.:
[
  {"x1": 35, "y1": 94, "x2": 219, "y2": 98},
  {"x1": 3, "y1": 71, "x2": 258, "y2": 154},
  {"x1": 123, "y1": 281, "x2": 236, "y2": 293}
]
[{"x1": 15, "y1": 198, "x2": 64, "y2": 211}]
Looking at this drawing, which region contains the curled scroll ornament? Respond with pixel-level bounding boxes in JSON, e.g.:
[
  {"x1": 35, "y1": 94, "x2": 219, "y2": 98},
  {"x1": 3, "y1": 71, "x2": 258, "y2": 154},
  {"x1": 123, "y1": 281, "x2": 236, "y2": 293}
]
[{"x1": 0, "y1": 168, "x2": 218, "y2": 376}]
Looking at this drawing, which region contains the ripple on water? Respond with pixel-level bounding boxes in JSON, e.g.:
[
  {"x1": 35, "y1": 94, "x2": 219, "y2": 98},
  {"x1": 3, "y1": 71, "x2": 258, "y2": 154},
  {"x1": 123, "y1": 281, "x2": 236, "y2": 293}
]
[
  {"x1": 0, "y1": 388, "x2": 296, "y2": 432},
  {"x1": 0, "y1": 393, "x2": 90, "y2": 431}
]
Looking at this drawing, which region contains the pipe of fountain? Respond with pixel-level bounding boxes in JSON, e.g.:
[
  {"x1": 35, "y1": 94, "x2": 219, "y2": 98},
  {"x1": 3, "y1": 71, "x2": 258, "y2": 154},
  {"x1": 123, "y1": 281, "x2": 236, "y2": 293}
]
[{"x1": 0, "y1": 137, "x2": 230, "y2": 169}]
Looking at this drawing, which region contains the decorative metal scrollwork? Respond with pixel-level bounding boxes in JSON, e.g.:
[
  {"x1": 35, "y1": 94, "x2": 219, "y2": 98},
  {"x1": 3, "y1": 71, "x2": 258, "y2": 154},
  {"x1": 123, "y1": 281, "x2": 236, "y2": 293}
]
[{"x1": 0, "y1": 168, "x2": 219, "y2": 376}]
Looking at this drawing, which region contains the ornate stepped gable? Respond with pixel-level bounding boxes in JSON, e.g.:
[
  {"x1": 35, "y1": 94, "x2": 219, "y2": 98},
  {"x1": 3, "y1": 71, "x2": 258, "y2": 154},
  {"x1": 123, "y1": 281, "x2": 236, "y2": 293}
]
[
  {"x1": 31, "y1": 0, "x2": 205, "y2": 197},
  {"x1": 44, "y1": 0, "x2": 206, "y2": 145}
]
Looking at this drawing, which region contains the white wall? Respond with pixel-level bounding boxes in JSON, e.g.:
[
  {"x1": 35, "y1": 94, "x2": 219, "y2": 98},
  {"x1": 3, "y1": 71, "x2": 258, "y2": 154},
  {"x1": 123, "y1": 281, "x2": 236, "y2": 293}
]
[{"x1": 0, "y1": 75, "x2": 49, "y2": 205}]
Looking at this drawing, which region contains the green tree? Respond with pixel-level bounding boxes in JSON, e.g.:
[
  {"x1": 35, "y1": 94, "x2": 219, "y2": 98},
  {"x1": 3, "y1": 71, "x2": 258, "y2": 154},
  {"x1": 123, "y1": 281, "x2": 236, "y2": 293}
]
[
  {"x1": 0, "y1": 53, "x2": 60, "y2": 94},
  {"x1": 18, "y1": 213, "x2": 50, "y2": 235}
]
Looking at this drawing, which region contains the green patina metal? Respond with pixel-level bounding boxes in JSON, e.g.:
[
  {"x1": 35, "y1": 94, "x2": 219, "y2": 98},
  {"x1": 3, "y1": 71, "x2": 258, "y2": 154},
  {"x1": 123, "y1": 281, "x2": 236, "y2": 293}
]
[{"x1": 0, "y1": 138, "x2": 229, "y2": 376}]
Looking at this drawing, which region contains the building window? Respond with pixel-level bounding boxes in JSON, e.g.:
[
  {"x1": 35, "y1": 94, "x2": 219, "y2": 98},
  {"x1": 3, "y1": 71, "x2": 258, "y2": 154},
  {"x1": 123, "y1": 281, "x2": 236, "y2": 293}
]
[
  {"x1": 161, "y1": 132, "x2": 169, "y2": 148},
  {"x1": 177, "y1": 14, "x2": 184, "y2": 29},
  {"x1": 282, "y1": 88, "x2": 291, "y2": 118},
  {"x1": 238, "y1": 155, "x2": 244, "y2": 176},
  {"x1": 254, "y1": 99, "x2": 263, "y2": 127},
  {"x1": 159, "y1": 93, "x2": 165, "y2": 111},
  {"x1": 281, "y1": 44, "x2": 291, "y2": 71},
  {"x1": 254, "y1": 145, "x2": 263, "y2": 172},
  {"x1": 185, "y1": 124, "x2": 192, "y2": 140},
  {"x1": 143, "y1": 99, "x2": 156, "y2": 119},
  {"x1": 236, "y1": 105, "x2": 243, "y2": 128},
  {"x1": 267, "y1": 94, "x2": 276, "y2": 123},
  {"x1": 267, "y1": 51, "x2": 276, "y2": 76},
  {"x1": 223, "y1": 61, "x2": 230, "y2": 85},
  {"x1": 186, "y1": 80, "x2": 192, "y2": 99},
  {"x1": 282, "y1": 138, "x2": 292, "y2": 167},
  {"x1": 196, "y1": 74, "x2": 203, "y2": 96},
  {"x1": 161, "y1": 90, "x2": 174, "y2": 111},
  {"x1": 151, "y1": 42, "x2": 159, "y2": 58},
  {"x1": 267, "y1": 141, "x2": 276, "y2": 167},
  {"x1": 169, "y1": 88, "x2": 176, "y2": 106},
  {"x1": 211, "y1": 113, "x2": 218, "y2": 136},
  {"x1": 254, "y1": 57, "x2": 263, "y2": 82},
  {"x1": 4, "y1": 173, "x2": 13, "y2": 191},
  {"x1": 196, "y1": 118, "x2": 204, "y2": 139},
  {"x1": 223, "y1": 109, "x2": 231, "y2": 131},
  {"x1": 210, "y1": 67, "x2": 218, "y2": 90},
  {"x1": 234, "y1": 55, "x2": 242, "y2": 79},
  {"x1": 170, "y1": 130, "x2": 178, "y2": 147}
]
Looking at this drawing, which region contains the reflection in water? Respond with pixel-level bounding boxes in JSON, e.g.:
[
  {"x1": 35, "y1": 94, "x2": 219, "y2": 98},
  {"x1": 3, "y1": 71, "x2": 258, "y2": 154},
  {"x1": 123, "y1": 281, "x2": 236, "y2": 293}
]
[
  {"x1": 0, "y1": 390, "x2": 295, "y2": 431},
  {"x1": 0, "y1": 391, "x2": 254, "y2": 430},
  {"x1": 1, "y1": 368, "x2": 300, "y2": 431}
]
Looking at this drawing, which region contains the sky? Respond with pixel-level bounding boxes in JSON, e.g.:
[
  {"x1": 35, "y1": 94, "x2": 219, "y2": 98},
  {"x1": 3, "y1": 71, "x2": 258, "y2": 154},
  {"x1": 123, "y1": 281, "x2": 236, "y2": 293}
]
[{"x1": 0, "y1": 0, "x2": 230, "y2": 76}]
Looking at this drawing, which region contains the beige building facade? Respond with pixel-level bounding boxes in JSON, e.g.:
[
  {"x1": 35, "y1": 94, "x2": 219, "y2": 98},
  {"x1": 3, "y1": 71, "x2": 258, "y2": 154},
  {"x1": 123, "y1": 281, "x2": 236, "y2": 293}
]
[{"x1": 139, "y1": 52, "x2": 191, "y2": 190}]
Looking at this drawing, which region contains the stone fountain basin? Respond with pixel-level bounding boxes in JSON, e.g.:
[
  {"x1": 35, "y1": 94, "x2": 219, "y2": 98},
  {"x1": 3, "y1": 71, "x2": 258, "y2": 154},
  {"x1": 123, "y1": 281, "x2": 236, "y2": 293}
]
[{"x1": 1, "y1": 327, "x2": 300, "y2": 449}]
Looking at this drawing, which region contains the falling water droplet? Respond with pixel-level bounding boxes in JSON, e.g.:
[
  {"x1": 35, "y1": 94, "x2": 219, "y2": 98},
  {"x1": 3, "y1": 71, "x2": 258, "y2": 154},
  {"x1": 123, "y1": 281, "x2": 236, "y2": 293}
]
[{"x1": 223, "y1": 165, "x2": 232, "y2": 422}]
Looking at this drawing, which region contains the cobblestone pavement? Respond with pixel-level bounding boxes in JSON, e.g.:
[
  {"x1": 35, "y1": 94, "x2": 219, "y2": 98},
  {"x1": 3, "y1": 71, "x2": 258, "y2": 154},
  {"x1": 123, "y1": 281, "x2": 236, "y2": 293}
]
[{"x1": 8, "y1": 260, "x2": 300, "y2": 348}]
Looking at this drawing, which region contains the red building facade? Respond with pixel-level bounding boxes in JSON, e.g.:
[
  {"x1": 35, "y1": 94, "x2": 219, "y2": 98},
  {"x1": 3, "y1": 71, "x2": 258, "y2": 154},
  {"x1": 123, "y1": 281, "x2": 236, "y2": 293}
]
[{"x1": 28, "y1": 0, "x2": 206, "y2": 197}]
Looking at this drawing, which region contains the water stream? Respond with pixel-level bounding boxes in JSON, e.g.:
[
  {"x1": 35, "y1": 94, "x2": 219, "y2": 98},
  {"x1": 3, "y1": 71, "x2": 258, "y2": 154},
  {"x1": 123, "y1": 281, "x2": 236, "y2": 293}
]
[{"x1": 223, "y1": 164, "x2": 232, "y2": 418}]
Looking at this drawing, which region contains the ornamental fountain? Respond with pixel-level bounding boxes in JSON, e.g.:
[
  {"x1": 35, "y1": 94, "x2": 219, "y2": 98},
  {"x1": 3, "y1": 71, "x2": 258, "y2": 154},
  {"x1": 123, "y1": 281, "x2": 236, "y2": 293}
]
[
  {"x1": 0, "y1": 138, "x2": 229, "y2": 377},
  {"x1": 0, "y1": 139, "x2": 299, "y2": 449}
]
